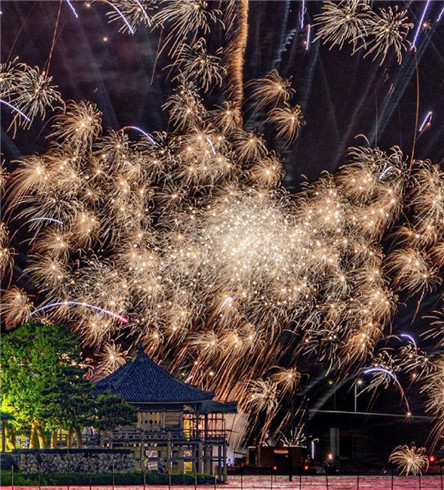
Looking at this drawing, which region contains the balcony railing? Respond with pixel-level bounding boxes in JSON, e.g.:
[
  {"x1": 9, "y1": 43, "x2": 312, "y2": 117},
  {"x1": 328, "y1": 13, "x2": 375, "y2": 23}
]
[{"x1": 85, "y1": 426, "x2": 228, "y2": 448}]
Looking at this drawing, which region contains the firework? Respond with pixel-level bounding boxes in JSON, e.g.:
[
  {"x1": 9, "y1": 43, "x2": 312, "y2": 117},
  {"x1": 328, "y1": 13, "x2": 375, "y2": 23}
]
[
  {"x1": 0, "y1": 222, "x2": 14, "y2": 281},
  {"x1": 364, "y1": 6, "x2": 413, "y2": 65},
  {"x1": 0, "y1": 287, "x2": 34, "y2": 330},
  {"x1": 248, "y1": 70, "x2": 295, "y2": 111},
  {"x1": 271, "y1": 367, "x2": 301, "y2": 395},
  {"x1": 0, "y1": 59, "x2": 62, "y2": 132},
  {"x1": 173, "y1": 39, "x2": 225, "y2": 93},
  {"x1": 49, "y1": 100, "x2": 102, "y2": 148},
  {"x1": 314, "y1": 0, "x2": 371, "y2": 50},
  {"x1": 385, "y1": 248, "x2": 440, "y2": 294},
  {"x1": 152, "y1": 0, "x2": 220, "y2": 59},
  {"x1": 247, "y1": 379, "x2": 279, "y2": 417},
  {"x1": 97, "y1": 340, "x2": 129, "y2": 374},
  {"x1": 389, "y1": 444, "x2": 429, "y2": 475},
  {"x1": 314, "y1": 1, "x2": 412, "y2": 65},
  {"x1": 101, "y1": 0, "x2": 153, "y2": 33},
  {"x1": 265, "y1": 104, "x2": 305, "y2": 144}
]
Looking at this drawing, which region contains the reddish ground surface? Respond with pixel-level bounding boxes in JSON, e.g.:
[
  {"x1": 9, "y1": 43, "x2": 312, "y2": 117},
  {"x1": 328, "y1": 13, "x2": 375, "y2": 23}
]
[{"x1": 1, "y1": 475, "x2": 443, "y2": 489}]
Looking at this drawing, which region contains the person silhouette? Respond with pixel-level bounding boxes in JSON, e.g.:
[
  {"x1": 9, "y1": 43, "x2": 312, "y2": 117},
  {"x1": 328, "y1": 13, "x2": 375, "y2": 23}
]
[{"x1": 157, "y1": 459, "x2": 166, "y2": 473}]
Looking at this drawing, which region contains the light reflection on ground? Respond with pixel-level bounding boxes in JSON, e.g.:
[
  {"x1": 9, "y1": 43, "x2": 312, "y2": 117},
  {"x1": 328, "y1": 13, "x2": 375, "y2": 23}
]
[{"x1": 2, "y1": 474, "x2": 443, "y2": 489}]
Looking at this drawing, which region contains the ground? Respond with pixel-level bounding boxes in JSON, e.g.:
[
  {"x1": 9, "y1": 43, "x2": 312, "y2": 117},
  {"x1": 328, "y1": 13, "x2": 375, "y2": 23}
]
[{"x1": 1, "y1": 474, "x2": 444, "y2": 489}]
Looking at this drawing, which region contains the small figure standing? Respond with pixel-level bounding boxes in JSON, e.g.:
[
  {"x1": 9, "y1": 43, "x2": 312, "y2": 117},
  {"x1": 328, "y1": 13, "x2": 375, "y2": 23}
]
[{"x1": 158, "y1": 459, "x2": 166, "y2": 473}]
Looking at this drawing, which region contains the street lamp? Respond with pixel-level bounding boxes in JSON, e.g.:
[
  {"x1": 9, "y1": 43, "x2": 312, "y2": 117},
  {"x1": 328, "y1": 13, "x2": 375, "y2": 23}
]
[{"x1": 353, "y1": 380, "x2": 364, "y2": 412}]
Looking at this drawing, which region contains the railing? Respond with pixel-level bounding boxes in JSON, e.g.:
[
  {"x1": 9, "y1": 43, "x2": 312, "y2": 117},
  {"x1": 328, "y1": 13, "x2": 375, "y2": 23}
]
[{"x1": 91, "y1": 426, "x2": 229, "y2": 448}]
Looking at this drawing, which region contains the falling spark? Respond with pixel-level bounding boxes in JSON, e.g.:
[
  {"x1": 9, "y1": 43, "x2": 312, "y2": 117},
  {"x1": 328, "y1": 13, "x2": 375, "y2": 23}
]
[
  {"x1": 400, "y1": 333, "x2": 417, "y2": 348},
  {"x1": 364, "y1": 367, "x2": 411, "y2": 414},
  {"x1": 206, "y1": 137, "x2": 216, "y2": 155},
  {"x1": 30, "y1": 301, "x2": 129, "y2": 323},
  {"x1": 28, "y1": 217, "x2": 64, "y2": 225},
  {"x1": 411, "y1": 0, "x2": 431, "y2": 50},
  {"x1": 364, "y1": 367, "x2": 399, "y2": 383},
  {"x1": 378, "y1": 165, "x2": 393, "y2": 181},
  {"x1": 300, "y1": 0, "x2": 306, "y2": 29},
  {"x1": 437, "y1": 6, "x2": 444, "y2": 22},
  {"x1": 65, "y1": 0, "x2": 79, "y2": 19},
  {"x1": 102, "y1": 0, "x2": 135, "y2": 34},
  {"x1": 0, "y1": 99, "x2": 31, "y2": 122},
  {"x1": 305, "y1": 24, "x2": 311, "y2": 51},
  {"x1": 418, "y1": 111, "x2": 432, "y2": 132},
  {"x1": 219, "y1": 296, "x2": 233, "y2": 311},
  {"x1": 120, "y1": 125, "x2": 158, "y2": 145},
  {"x1": 134, "y1": 0, "x2": 151, "y2": 25}
]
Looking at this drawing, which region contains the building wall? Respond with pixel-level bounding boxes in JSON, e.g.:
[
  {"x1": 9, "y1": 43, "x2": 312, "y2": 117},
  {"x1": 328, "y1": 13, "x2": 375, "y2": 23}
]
[{"x1": 136, "y1": 410, "x2": 182, "y2": 431}]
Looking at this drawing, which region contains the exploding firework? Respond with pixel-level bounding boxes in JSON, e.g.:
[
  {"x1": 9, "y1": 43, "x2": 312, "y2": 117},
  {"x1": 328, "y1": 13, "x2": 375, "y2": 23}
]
[
  {"x1": 314, "y1": 0, "x2": 413, "y2": 64},
  {"x1": 0, "y1": 58, "x2": 63, "y2": 133},
  {"x1": 389, "y1": 444, "x2": 429, "y2": 475},
  {"x1": 314, "y1": 0, "x2": 371, "y2": 50}
]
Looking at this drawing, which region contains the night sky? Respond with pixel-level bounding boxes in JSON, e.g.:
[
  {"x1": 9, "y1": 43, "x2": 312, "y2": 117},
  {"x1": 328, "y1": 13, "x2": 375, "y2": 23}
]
[{"x1": 1, "y1": 0, "x2": 444, "y2": 450}]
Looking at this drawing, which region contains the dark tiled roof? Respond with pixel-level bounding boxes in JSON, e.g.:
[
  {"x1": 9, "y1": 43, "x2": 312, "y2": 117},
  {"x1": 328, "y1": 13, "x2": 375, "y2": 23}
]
[{"x1": 95, "y1": 346, "x2": 214, "y2": 403}]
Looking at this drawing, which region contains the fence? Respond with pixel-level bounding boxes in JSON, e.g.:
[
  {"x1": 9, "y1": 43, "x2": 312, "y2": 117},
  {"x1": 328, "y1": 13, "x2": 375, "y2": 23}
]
[{"x1": 3, "y1": 466, "x2": 444, "y2": 489}]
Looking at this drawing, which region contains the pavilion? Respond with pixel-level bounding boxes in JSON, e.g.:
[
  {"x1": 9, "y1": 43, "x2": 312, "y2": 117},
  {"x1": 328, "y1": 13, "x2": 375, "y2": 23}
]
[{"x1": 94, "y1": 345, "x2": 237, "y2": 479}]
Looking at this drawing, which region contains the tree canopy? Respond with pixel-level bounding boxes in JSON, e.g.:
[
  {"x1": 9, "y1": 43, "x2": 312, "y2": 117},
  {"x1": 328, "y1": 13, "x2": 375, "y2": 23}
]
[
  {"x1": 92, "y1": 394, "x2": 137, "y2": 432},
  {"x1": 1, "y1": 322, "x2": 136, "y2": 448}
]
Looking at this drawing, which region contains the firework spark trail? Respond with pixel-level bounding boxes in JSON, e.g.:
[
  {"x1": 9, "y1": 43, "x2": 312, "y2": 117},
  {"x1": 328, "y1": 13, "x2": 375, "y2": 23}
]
[
  {"x1": 272, "y1": 0, "x2": 290, "y2": 69},
  {"x1": 102, "y1": 0, "x2": 135, "y2": 34},
  {"x1": 120, "y1": 125, "x2": 158, "y2": 145},
  {"x1": 378, "y1": 165, "x2": 393, "y2": 181},
  {"x1": 437, "y1": 5, "x2": 444, "y2": 23},
  {"x1": 225, "y1": 0, "x2": 249, "y2": 114},
  {"x1": 206, "y1": 137, "x2": 216, "y2": 155},
  {"x1": 0, "y1": 99, "x2": 31, "y2": 121},
  {"x1": 30, "y1": 302, "x2": 129, "y2": 323},
  {"x1": 418, "y1": 110, "x2": 432, "y2": 132},
  {"x1": 363, "y1": 367, "x2": 410, "y2": 413},
  {"x1": 300, "y1": 0, "x2": 305, "y2": 29},
  {"x1": 134, "y1": 0, "x2": 151, "y2": 26},
  {"x1": 219, "y1": 296, "x2": 233, "y2": 312},
  {"x1": 28, "y1": 217, "x2": 64, "y2": 225},
  {"x1": 411, "y1": 0, "x2": 431, "y2": 50},
  {"x1": 400, "y1": 333, "x2": 417, "y2": 348},
  {"x1": 65, "y1": 0, "x2": 79, "y2": 19},
  {"x1": 305, "y1": 24, "x2": 311, "y2": 51}
]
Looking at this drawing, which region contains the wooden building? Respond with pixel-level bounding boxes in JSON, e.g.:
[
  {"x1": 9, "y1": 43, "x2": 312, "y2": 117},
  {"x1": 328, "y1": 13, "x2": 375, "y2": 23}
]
[{"x1": 94, "y1": 345, "x2": 236, "y2": 480}]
